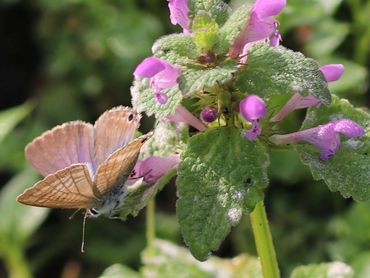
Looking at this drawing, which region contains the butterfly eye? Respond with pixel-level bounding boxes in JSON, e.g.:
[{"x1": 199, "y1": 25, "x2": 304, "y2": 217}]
[
  {"x1": 128, "y1": 114, "x2": 134, "y2": 122},
  {"x1": 89, "y1": 208, "x2": 100, "y2": 216}
]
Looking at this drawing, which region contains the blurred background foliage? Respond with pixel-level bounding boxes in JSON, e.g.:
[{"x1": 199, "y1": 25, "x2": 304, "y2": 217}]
[{"x1": 0, "y1": 0, "x2": 369, "y2": 277}]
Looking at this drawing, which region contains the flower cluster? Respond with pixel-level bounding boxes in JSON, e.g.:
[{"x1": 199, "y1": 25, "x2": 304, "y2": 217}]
[{"x1": 132, "y1": 0, "x2": 365, "y2": 162}]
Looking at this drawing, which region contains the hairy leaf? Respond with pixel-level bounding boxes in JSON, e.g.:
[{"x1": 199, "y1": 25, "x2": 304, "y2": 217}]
[
  {"x1": 189, "y1": 0, "x2": 230, "y2": 26},
  {"x1": 179, "y1": 60, "x2": 237, "y2": 96},
  {"x1": 131, "y1": 79, "x2": 182, "y2": 119},
  {"x1": 296, "y1": 96, "x2": 370, "y2": 201},
  {"x1": 236, "y1": 43, "x2": 331, "y2": 105},
  {"x1": 141, "y1": 239, "x2": 262, "y2": 278},
  {"x1": 177, "y1": 127, "x2": 269, "y2": 260}
]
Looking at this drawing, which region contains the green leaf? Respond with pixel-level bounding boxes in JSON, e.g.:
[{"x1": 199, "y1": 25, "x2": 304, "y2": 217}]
[
  {"x1": 179, "y1": 60, "x2": 237, "y2": 96},
  {"x1": 0, "y1": 102, "x2": 34, "y2": 144},
  {"x1": 189, "y1": 0, "x2": 230, "y2": 26},
  {"x1": 296, "y1": 96, "x2": 370, "y2": 201},
  {"x1": 236, "y1": 43, "x2": 331, "y2": 105},
  {"x1": 290, "y1": 261, "x2": 353, "y2": 278},
  {"x1": 177, "y1": 127, "x2": 269, "y2": 260},
  {"x1": 119, "y1": 168, "x2": 177, "y2": 220},
  {"x1": 141, "y1": 239, "x2": 262, "y2": 278},
  {"x1": 100, "y1": 264, "x2": 140, "y2": 278},
  {"x1": 219, "y1": 4, "x2": 251, "y2": 45},
  {"x1": 140, "y1": 120, "x2": 188, "y2": 158},
  {"x1": 152, "y1": 34, "x2": 200, "y2": 62},
  {"x1": 193, "y1": 12, "x2": 220, "y2": 52},
  {"x1": 131, "y1": 79, "x2": 182, "y2": 119},
  {"x1": 0, "y1": 168, "x2": 49, "y2": 246}
]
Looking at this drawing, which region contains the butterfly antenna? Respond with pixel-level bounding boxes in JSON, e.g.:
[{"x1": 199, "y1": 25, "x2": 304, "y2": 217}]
[
  {"x1": 81, "y1": 211, "x2": 88, "y2": 253},
  {"x1": 69, "y1": 208, "x2": 82, "y2": 220}
]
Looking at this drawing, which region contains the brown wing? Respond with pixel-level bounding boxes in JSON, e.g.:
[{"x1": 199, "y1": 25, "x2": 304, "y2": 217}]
[
  {"x1": 94, "y1": 133, "x2": 152, "y2": 196},
  {"x1": 94, "y1": 106, "x2": 141, "y2": 166},
  {"x1": 17, "y1": 164, "x2": 99, "y2": 209},
  {"x1": 25, "y1": 122, "x2": 95, "y2": 177}
]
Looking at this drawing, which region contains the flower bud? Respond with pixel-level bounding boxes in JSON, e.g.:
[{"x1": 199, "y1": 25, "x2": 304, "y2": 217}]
[{"x1": 200, "y1": 107, "x2": 217, "y2": 123}]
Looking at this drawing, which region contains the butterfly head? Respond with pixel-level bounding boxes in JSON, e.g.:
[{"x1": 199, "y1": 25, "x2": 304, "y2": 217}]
[{"x1": 87, "y1": 208, "x2": 101, "y2": 218}]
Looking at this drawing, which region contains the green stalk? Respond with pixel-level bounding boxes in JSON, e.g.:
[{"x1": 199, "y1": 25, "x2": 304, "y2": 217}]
[
  {"x1": 2, "y1": 245, "x2": 32, "y2": 278},
  {"x1": 146, "y1": 199, "x2": 156, "y2": 246},
  {"x1": 250, "y1": 201, "x2": 280, "y2": 278}
]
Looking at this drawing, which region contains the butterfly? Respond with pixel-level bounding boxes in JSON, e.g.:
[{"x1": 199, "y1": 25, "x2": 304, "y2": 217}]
[{"x1": 17, "y1": 106, "x2": 151, "y2": 222}]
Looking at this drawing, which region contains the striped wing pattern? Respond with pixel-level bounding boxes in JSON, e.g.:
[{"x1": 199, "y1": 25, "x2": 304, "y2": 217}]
[
  {"x1": 18, "y1": 107, "x2": 150, "y2": 210},
  {"x1": 94, "y1": 134, "x2": 151, "y2": 196},
  {"x1": 17, "y1": 164, "x2": 98, "y2": 209},
  {"x1": 94, "y1": 106, "x2": 141, "y2": 166}
]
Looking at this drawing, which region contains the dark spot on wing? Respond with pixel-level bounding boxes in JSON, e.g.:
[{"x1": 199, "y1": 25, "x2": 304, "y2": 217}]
[{"x1": 128, "y1": 113, "x2": 134, "y2": 122}]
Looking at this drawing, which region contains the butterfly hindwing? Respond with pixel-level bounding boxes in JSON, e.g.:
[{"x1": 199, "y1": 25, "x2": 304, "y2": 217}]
[
  {"x1": 94, "y1": 133, "x2": 152, "y2": 196},
  {"x1": 17, "y1": 164, "x2": 99, "y2": 209}
]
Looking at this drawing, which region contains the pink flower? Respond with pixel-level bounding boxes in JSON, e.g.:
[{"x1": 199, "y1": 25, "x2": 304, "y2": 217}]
[
  {"x1": 167, "y1": 105, "x2": 206, "y2": 131},
  {"x1": 320, "y1": 64, "x2": 344, "y2": 82},
  {"x1": 240, "y1": 95, "x2": 266, "y2": 141},
  {"x1": 168, "y1": 0, "x2": 191, "y2": 34},
  {"x1": 134, "y1": 57, "x2": 181, "y2": 104},
  {"x1": 230, "y1": 0, "x2": 286, "y2": 58},
  {"x1": 270, "y1": 119, "x2": 365, "y2": 160},
  {"x1": 129, "y1": 155, "x2": 181, "y2": 184},
  {"x1": 270, "y1": 64, "x2": 345, "y2": 122}
]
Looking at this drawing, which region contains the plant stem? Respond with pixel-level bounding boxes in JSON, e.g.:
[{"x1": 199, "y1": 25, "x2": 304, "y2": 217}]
[
  {"x1": 250, "y1": 201, "x2": 280, "y2": 278},
  {"x1": 1, "y1": 245, "x2": 32, "y2": 278},
  {"x1": 146, "y1": 199, "x2": 156, "y2": 246}
]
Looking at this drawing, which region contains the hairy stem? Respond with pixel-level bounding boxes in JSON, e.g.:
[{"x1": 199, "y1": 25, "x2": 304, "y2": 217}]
[{"x1": 250, "y1": 201, "x2": 280, "y2": 278}]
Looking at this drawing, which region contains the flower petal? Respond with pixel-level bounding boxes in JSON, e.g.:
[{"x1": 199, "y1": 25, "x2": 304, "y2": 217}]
[
  {"x1": 240, "y1": 95, "x2": 266, "y2": 121},
  {"x1": 319, "y1": 64, "x2": 344, "y2": 82},
  {"x1": 132, "y1": 155, "x2": 180, "y2": 184},
  {"x1": 168, "y1": 0, "x2": 191, "y2": 34},
  {"x1": 200, "y1": 107, "x2": 217, "y2": 123},
  {"x1": 333, "y1": 119, "x2": 365, "y2": 138},
  {"x1": 167, "y1": 105, "x2": 206, "y2": 131},
  {"x1": 133, "y1": 57, "x2": 165, "y2": 78},
  {"x1": 252, "y1": 0, "x2": 287, "y2": 18}
]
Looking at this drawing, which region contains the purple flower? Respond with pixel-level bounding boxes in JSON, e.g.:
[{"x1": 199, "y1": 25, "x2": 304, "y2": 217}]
[
  {"x1": 270, "y1": 64, "x2": 345, "y2": 122},
  {"x1": 270, "y1": 119, "x2": 365, "y2": 160},
  {"x1": 270, "y1": 93, "x2": 320, "y2": 122},
  {"x1": 320, "y1": 64, "x2": 344, "y2": 82},
  {"x1": 200, "y1": 107, "x2": 217, "y2": 123},
  {"x1": 230, "y1": 0, "x2": 286, "y2": 58},
  {"x1": 240, "y1": 95, "x2": 266, "y2": 141},
  {"x1": 167, "y1": 105, "x2": 206, "y2": 131},
  {"x1": 128, "y1": 155, "x2": 181, "y2": 184},
  {"x1": 134, "y1": 57, "x2": 181, "y2": 104},
  {"x1": 168, "y1": 0, "x2": 191, "y2": 34}
]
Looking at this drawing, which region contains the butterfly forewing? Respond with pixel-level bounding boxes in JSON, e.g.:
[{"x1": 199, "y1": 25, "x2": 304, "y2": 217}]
[
  {"x1": 94, "y1": 133, "x2": 152, "y2": 196},
  {"x1": 94, "y1": 106, "x2": 141, "y2": 166},
  {"x1": 17, "y1": 164, "x2": 99, "y2": 209},
  {"x1": 25, "y1": 122, "x2": 95, "y2": 177}
]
